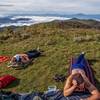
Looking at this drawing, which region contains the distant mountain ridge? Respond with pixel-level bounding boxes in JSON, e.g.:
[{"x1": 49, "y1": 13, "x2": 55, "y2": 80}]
[
  {"x1": 41, "y1": 18, "x2": 100, "y2": 29},
  {"x1": 8, "y1": 13, "x2": 100, "y2": 20}
]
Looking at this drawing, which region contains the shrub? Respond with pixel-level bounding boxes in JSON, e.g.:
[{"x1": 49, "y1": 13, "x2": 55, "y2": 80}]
[
  {"x1": 21, "y1": 33, "x2": 31, "y2": 40},
  {"x1": 94, "y1": 34, "x2": 100, "y2": 41},
  {"x1": 73, "y1": 35, "x2": 94, "y2": 42},
  {"x1": 0, "y1": 34, "x2": 10, "y2": 40}
]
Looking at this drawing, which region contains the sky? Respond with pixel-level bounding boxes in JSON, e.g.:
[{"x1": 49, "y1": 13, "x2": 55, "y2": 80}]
[{"x1": 0, "y1": 0, "x2": 100, "y2": 16}]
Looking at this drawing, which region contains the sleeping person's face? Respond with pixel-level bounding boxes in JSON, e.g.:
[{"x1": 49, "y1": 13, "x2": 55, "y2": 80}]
[
  {"x1": 11, "y1": 57, "x2": 17, "y2": 65},
  {"x1": 72, "y1": 73, "x2": 85, "y2": 90},
  {"x1": 10, "y1": 57, "x2": 15, "y2": 62}
]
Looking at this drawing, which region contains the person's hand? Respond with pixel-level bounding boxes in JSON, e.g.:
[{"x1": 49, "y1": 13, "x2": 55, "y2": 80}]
[
  {"x1": 72, "y1": 80, "x2": 77, "y2": 87},
  {"x1": 71, "y1": 70, "x2": 78, "y2": 75},
  {"x1": 7, "y1": 65, "x2": 11, "y2": 68},
  {"x1": 80, "y1": 98, "x2": 87, "y2": 100},
  {"x1": 78, "y1": 71, "x2": 88, "y2": 82},
  {"x1": 78, "y1": 70, "x2": 85, "y2": 75}
]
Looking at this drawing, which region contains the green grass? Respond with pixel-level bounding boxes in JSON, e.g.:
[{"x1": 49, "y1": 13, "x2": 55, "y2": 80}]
[{"x1": 0, "y1": 22, "x2": 100, "y2": 92}]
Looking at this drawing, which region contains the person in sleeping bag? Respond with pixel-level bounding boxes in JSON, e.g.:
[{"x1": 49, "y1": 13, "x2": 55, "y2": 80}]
[
  {"x1": 63, "y1": 52, "x2": 100, "y2": 100},
  {"x1": 8, "y1": 49, "x2": 41, "y2": 67}
]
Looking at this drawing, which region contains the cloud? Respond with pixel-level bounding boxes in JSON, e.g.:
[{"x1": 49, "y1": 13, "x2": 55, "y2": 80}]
[{"x1": 0, "y1": 0, "x2": 100, "y2": 15}]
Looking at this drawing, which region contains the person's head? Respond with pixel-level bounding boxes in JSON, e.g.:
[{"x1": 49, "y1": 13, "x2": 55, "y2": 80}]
[
  {"x1": 11, "y1": 57, "x2": 17, "y2": 63},
  {"x1": 11, "y1": 55, "x2": 21, "y2": 64},
  {"x1": 9, "y1": 57, "x2": 17, "y2": 67},
  {"x1": 72, "y1": 73, "x2": 84, "y2": 86}
]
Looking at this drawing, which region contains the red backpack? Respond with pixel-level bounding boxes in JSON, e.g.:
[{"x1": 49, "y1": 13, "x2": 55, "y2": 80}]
[{"x1": 0, "y1": 75, "x2": 16, "y2": 89}]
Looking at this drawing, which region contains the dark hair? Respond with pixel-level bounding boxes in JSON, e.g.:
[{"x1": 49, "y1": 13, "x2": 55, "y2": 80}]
[{"x1": 73, "y1": 73, "x2": 84, "y2": 85}]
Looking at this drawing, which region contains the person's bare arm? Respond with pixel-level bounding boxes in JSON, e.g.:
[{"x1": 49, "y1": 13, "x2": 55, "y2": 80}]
[
  {"x1": 8, "y1": 57, "x2": 18, "y2": 67},
  {"x1": 10, "y1": 57, "x2": 15, "y2": 63},
  {"x1": 85, "y1": 77, "x2": 100, "y2": 100},
  {"x1": 20, "y1": 54, "x2": 30, "y2": 63},
  {"x1": 63, "y1": 74, "x2": 77, "y2": 96},
  {"x1": 80, "y1": 71, "x2": 100, "y2": 100}
]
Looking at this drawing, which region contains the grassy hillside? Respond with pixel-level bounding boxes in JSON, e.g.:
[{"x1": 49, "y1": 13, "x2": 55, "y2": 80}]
[{"x1": 0, "y1": 19, "x2": 100, "y2": 92}]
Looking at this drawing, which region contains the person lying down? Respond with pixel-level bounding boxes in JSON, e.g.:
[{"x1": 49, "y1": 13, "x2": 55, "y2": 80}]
[
  {"x1": 8, "y1": 49, "x2": 41, "y2": 68},
  {"x1": 63, "y1": 52, "x2": 100, "y2": 100}
]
